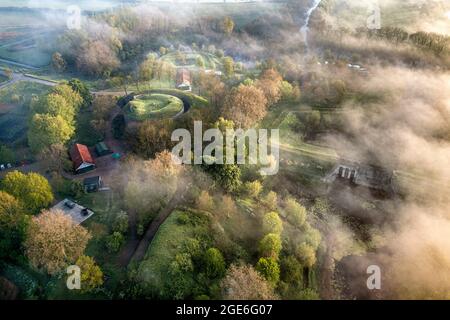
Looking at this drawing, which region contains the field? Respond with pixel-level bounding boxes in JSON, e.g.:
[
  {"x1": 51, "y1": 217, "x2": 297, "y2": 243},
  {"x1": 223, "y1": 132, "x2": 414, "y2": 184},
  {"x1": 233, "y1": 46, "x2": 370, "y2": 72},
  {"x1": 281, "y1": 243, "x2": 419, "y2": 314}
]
[
  {"x1": 137, "y1": 210, "x2": 200, "y2": 295},
  {"x1": 0, "y1": 8, "x2": 64, "y2": 68},
  {"x1": 126, "y1": 93, "x2": 184, "y2": 121},
  {"x1": 330, "y1": 0, "x2": 450, "y2": 33},
  {"x1": 160, "y1": 51, "x2": 223, "y2": 70}
]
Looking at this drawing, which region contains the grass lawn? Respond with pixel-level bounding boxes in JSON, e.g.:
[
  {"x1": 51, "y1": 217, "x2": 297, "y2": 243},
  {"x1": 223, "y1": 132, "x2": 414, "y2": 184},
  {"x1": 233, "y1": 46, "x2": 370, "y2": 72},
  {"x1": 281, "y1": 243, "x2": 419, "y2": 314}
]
[
  {"x1": 137, "y1": 209, "x2": 207, "y2": 294},
  {"x1": 160, "y1": 51, "x2": 223, "y2": 70},
  {"x1": 126, "y1": 93, "x2": 184, "y2": 121}
]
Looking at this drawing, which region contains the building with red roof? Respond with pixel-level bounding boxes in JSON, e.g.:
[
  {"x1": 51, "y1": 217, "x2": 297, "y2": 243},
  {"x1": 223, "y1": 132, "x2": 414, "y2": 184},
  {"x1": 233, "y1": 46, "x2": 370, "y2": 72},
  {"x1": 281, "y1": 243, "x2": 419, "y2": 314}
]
[
  {"x1": 70, "y1": 143, "x2": 96, "y2": 174},
  {"x1": 176, "y1": 68, "x2": 192, "y2": 91}
]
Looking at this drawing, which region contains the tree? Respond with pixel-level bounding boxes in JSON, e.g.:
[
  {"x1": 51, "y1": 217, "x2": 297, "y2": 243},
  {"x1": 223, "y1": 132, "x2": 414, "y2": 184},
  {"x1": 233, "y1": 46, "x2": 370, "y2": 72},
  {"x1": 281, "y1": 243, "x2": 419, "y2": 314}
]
[
  {"x1": 204, "y1": 248, "x2": 226, "y2": 279},
  {"x1": 222, "y1": 56, "x2": 235, "y2": 78},
  {"x1": 112, "y1": 211, "x2": 129, "y2": 234},
  {"x1": 220, "y1": 195, "x2": 237, "y2": 218},
  {"x1": 197, "y1": 191, "x2": 214, "y2": 212},
  {"x1": 76, "y1": 255, "x2": 104, "y2": 293},
  {"x1": 0, "y1": 191, "x2": 28, "y2": 260},
  {"x1": 1, "y1": 171, "x2": 54, "y2": 214},
  {"x1": 221, "y1": 84, "x2": 268, "y2": 128},
  {"x1": 285, "y1": 198, "x2": 307, "y2": 228},
  {"x1": 112, "y1": 114, "x2": 126, "y2": 139},
  {"x1": 221, "y1": 264, "x2": 277, "y2": 300},
  {"x1": 259, "y1": 233, "x2": 282, "y2": 259},
  {"x1": 244, "y1": 180, "x2": 263, "y2": 198},
  {"x1": 255, "y1": 68, "x2": 283, "y2": 106},
  {"x1": 255, "y1": 257, "x2": 280, "y2": 286},
  {"x1": 28, "y1": 114, "x2": 74, "y2": 154},
  {"x1": 25, "y1": 210, "x2": 91, "y2": 274},
  {"x1": 263, "y1": 191, "x2": 278, "y2": 210},
  {"x1": 68, "y1": 79, "x2": 93, "y2": 108},
  {"x1": 37, "y1": 143, "x2": 70, "y2": 173},
  {"x1": 131, "y1": 119, "x2": 174, "y2": 158},
  {"x1": 76, "y1": 40, "x2": 120, "y2": 77},
  {"x1": 262, "y1": 211, "x2": 283, "y2": 235},
  {"x1": 203, "y1": 163, "x2": 241, "y2": 193},
  {"x1": 195, "y1": 72, "x2": 226, "y2": 108},
  {"x1": 31, "y1": 92, "x2": 77, "y2": 125},
  {"x1": 222, "y1": 17, "x2": 235, "y2": 36},
  {"x1": 105, "y1": 232, "x2": 124, "y2": 253},
  {"x1": 196, "y1": 56, "x2": 205, "y2": 68},
  {"x1": 295, "y1": 243, "x2": 316, "y2": 269},
  {"x1": 51, "y1": 52, "x2": 66, "y2": 72},
  {"x1": 280, "y1": 255, "x2": 303, "y2": 286},
  {"x1": 51, "y1": 84, "x2": 83, "y2": 112},
  {"x1": 0, "y1": 145, "x2": 15, "y2": 164}
]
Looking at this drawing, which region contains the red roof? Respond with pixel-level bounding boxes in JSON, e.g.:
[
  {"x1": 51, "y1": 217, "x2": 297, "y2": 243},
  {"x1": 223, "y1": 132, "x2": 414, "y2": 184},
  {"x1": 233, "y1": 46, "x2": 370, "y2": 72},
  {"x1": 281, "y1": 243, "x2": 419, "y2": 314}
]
[
  {"x1": 176, "y1": 68, "x2": 191, "y2": 85},
  {"x1": 70, "y1": 143, "x2": 95, "y2": 170}
]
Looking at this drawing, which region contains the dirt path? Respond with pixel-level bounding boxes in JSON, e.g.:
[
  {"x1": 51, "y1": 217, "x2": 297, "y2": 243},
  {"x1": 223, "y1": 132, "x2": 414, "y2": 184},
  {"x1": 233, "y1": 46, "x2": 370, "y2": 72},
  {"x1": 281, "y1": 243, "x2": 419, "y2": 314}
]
[{"x1": 128, "y1": 183, "x2": 189, "y2": 265}]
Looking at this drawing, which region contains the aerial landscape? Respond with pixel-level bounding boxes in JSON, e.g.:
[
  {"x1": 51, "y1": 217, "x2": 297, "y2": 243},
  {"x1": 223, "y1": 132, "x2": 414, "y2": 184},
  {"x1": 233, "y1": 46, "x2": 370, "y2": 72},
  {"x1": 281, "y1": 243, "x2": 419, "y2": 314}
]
[{"x1": 0, "y1": 0, "x2": 449, "y2": 302}]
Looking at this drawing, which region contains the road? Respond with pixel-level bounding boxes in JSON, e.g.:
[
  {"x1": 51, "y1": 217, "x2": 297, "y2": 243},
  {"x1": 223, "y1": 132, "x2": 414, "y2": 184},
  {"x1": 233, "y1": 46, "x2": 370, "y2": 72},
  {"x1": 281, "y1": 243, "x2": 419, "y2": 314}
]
[{"x1": 0, "y1": 70, "x2": 57, "y2": 89}]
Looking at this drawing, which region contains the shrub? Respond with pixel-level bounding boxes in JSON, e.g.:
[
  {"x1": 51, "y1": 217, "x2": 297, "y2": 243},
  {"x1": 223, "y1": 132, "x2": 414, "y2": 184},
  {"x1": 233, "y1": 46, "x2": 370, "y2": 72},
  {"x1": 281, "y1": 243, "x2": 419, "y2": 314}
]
[{"x1": 105, "y1": 232, "x2": 125, "y2": 253}]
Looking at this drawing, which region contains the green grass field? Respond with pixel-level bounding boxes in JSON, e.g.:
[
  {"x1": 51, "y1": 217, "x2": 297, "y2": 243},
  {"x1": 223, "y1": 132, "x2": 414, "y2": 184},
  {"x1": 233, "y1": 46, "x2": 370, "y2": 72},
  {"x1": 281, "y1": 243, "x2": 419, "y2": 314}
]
[
  {"x1": 160, "y1": 51, "x2": 223, "y2": 70},
  {"x1": 126, "y1": 93, "x2": 184, "y2": 121},
  {"x1": 137, "y1": 210, "x2": 199, "y2": 294}
]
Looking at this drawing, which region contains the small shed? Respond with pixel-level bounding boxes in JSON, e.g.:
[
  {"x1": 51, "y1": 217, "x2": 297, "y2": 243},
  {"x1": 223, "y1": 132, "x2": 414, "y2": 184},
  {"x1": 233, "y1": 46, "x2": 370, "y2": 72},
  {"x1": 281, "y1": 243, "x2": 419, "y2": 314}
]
[
  {"x1": 83, "y1": 176, "x2": 103, "y2": 193},
  {"x1": 95, "y1": 142, "x2": 112, "y2": 157}
]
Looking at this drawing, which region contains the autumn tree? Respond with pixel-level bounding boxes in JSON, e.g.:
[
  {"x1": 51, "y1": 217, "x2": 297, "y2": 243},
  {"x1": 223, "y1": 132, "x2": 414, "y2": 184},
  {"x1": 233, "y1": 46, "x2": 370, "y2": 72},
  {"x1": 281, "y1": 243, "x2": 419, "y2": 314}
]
[
  {"x1": 90, "y1": 95, "x2": 116, "y2": 135},
  {"x1": 131, "y1": 119, "x2": 174, "y2": 158},
  {"x1": 37, "y1": 143, "x2": 71, "y2": 173},
  {"x1": 221, "y1": 264, "x2": 277, "y2": 300},
  {"x1": 285, "y1": 198, "x2": 307, "y2": 228},
  {"x1": 255, "y1": 68, "x2": 283, "y2": 106},
  {"x1": 262, "y1": 211, "x2": 283, "y2": 235},
  {"x1": 221, "y1": 84, "x2": 268, "y2": 128},
  {"x1": 295, "y1": 243, "x2": 317, "y2": 269},
  {"x1": 220, "y1": 195, "x2": 237, "y2": 218},
  {"x1": 51, "y1": 52, "x2": 66, "y2": 72},
  {"x1": 197, "y1": 191, "x2": 214, "y2": 212},
  {"x1": 262, "y1": 191, "x2": 278, "y2": 210},
  {"x1": 0, "y1": 191, "x2": 28, "y2": 260},
  {"x1": 28, "y1": 114, "x2": 74, "y2": 153},
  {"x1": 195, "y1": 71, "x2": 226, "y2": 108},
  {"x1": 25, "y1": 210, "x2": 91, "y2": 274},
  {"x1": 31, "y1": 90, "x2": 80, "y2": 125},
  {"x1": 222, "y1": 56, "x2": 235, "y2": 78},
  {"x1": 259, "y1": 233, "x2": 282, "y2": 259},
  {"x1": 221, "y1": 17, "x2": 235, "y2": 36},
  {"x1": 244, "y1": 180, "x2": 263, "y2": 198},
  {"x1": 1, "y1": 171, "x2": 54, "y2": 214},
  {"x1": 76, "y1": 255, "x2": 104, "y2": 293},
  {"x1": 50, "y1": 84, "x2": 83, "y2": 113},
  {"x1": 76, "y1": 40, "x2": 120, "y2": 77},
  {"x1": 123, "y1": 151, "x2": 182, "y2": 224}
]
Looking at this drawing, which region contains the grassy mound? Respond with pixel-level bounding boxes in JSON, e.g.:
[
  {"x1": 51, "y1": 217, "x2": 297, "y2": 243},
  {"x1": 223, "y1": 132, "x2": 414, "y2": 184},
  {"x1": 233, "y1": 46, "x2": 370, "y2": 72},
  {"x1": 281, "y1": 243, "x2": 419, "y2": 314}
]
[{"x1": 126, "y1": 93, "x2": 184, "y2": 121}]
